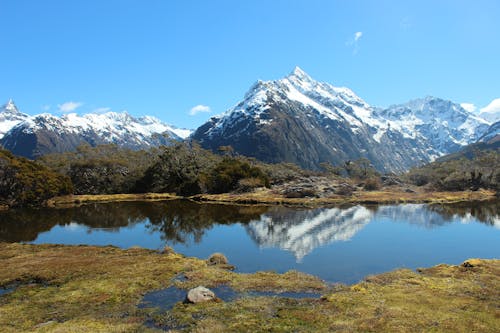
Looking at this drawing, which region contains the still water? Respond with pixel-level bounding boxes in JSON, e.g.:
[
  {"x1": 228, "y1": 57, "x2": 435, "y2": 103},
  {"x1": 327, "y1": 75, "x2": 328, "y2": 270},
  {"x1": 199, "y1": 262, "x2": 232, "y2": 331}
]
[{"x1": 0, "y1": 200, "x2": 498, "y2": 283}]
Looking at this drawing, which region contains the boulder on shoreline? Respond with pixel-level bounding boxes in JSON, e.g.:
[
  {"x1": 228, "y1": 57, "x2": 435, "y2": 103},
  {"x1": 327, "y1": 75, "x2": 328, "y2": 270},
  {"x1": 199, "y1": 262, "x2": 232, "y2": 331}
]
[{"x1": 185, "y1": 286, "x2": 216, "y2": 304}]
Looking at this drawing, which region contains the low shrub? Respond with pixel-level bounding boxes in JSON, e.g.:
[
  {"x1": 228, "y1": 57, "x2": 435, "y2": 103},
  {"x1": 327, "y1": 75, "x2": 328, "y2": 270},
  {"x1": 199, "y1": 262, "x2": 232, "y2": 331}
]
[{"x1": 363, "y1": 177, "x2": 381, "y2": 191}]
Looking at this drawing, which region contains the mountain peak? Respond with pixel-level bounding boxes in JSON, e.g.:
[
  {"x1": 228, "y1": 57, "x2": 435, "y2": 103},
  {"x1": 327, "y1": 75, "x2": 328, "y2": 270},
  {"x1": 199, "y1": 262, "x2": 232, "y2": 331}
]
[
  {"x1": 1, "y1": 99, "x2": 20, "y2": 114},
  {"x1": 288, "y1": 66, "x2": 313, "y2": 82}
]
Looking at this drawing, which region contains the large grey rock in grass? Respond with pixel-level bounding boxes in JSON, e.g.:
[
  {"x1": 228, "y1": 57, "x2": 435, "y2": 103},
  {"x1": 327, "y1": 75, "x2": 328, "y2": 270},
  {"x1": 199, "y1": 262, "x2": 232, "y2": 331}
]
[{"x1": 186, "y1": 286, "x2": 216, "y2": 304}]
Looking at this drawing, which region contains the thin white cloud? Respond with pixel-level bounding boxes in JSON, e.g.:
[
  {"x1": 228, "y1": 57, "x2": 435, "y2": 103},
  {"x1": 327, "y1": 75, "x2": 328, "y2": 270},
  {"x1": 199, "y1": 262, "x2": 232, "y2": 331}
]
[
  {"x1": 41, "y1": 105, "x2": 51, "y2": 111},
  {"x1": 189, "y1": 104, "x2": 211, "y2": 116},
  {"x1": 92, "y1": 107, "x2": 112, "y2": 114},
  {"x1": 346, "y1": 31, "x2": 363, "y2": 55},
  {"x1": 460, "y1": 103, "x2": 477, "y2": 113},
  {"x1": 58, "y1": 101, "x2": 83, "y2": 113},
  {"x1": 400, "y1": 17, "x2": 412, "y2": 30}
]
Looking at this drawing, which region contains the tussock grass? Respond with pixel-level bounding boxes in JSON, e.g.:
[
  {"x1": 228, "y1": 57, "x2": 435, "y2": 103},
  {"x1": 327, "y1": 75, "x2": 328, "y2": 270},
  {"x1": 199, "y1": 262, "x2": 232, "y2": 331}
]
[
  {"x1": 0, "y1": 243, "x2": 498, "y2": 332},
  {"x1": 46, "y1": 193, "x2": 180, "y2": 207},
  {"x1": 191, "y1": 188, "x2": 496, "y2": 206}
]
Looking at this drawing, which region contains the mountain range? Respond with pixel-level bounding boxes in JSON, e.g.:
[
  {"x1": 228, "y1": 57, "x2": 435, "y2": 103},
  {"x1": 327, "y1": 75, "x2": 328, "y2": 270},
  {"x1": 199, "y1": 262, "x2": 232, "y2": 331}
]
[
  {"x1": 1, "y1": 67, "x2": 498, "y2": 170},
  {"x1": 192, "y1": 67, "x2": 494, "y2": 172},
  {"x1": 0, "y1": 99, "x2": 191, "y2": 159}
]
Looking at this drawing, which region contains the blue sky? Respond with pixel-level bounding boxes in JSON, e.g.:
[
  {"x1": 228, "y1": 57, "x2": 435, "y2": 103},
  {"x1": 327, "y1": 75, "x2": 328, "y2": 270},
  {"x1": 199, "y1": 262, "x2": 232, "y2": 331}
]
[{"x1": 1, "y1": 0, "x2": 499, "y2": 129}]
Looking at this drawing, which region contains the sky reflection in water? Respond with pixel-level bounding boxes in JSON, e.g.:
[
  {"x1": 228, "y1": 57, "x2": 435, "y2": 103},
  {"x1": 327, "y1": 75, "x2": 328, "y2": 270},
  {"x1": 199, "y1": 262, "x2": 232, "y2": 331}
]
[{"x1": 0, "y1": 200, "x2": 498, "y2": 283}]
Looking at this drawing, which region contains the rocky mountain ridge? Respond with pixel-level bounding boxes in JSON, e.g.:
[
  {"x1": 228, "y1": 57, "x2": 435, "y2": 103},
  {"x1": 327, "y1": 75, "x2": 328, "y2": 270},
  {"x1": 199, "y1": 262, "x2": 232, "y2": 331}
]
[
  {"x1": 0, "y1": 101, "x2": 191, "y2": 159},
  {"x1": 1, "y1": 67, "x2": 496, "y2": 169},
  {"x1": 192, "y1": 67, "x2": 491, "y2": 172}
]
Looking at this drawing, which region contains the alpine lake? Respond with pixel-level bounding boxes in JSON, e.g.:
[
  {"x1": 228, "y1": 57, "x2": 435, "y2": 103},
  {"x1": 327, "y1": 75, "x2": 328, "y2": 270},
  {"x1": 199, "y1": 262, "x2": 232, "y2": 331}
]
[{"x1": 0, "y1": 199, "x2": 499, "y2": 284}]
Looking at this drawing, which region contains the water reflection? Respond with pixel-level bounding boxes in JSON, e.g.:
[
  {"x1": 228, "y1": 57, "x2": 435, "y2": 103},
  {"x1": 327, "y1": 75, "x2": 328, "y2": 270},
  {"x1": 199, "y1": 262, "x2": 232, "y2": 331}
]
[
  {"x1": 375, "y1": 202, "x2": 500, "y2": 228},
  {"x1": 0, "y1": 200, "x2": 498, "y2": 257},
  {"x1": 246, "y1": 206, "x2": 373, "y2": 261},
  {"x1": 245, "y1": 202, "x2": 499, "y2": 261},
  {"x1": 0, "y1": 201, "x2": 267, "y2": 243}
]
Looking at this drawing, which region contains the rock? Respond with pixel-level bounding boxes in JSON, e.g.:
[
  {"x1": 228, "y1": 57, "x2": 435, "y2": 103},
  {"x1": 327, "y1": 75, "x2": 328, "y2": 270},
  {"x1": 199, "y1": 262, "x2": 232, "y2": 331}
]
[
  {"x1": 283, "y1": 187, "x2": 318, "y2": 198},
  {"x1": 404, "y1": 188, "x2": 416, "y2": 193},
  {"x1": 207, "y1": 253, "x2": 235, "y2": 270},
  {"x1": 462, "y1": 259, "x2": 481, "y2": 268},
  {"x1": 207, "y1": 253, "x2": 228, "y2": 265},
  {"x1": 161, "y1": 245, "x2": 174, "y2": 255},
  {"x1": 336, "y1": 183, "x2": 355, "y2": 196},
  {"x1": 381, "y1": 176, "x2": 402, "y2": 186},
  {"x1": 185, "y1": 286, "x2": 216, "y2": 304}
]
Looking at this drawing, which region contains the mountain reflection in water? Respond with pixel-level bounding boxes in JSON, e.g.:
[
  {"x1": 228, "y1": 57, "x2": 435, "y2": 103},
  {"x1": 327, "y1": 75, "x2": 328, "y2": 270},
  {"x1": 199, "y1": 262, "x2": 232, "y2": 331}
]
[
  {"x1": 0, "y1": 200, "x2": 498, "y2": 267},
  {"x1": 0, "y1": 201, "x2": 498, "y2": 246},
  {"x1": 246, "y1": 206, "x2": 373, "y2": 262},
  {"x1": 1, "y1": 200, "x2": 498, "y2": 283}
]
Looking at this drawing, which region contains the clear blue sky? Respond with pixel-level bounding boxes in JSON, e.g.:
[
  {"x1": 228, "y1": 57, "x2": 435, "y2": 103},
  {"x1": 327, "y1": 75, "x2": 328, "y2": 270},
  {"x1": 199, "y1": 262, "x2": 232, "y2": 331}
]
[{"x1": 1, "y1": 0, "x2": 499, "y2": 129}]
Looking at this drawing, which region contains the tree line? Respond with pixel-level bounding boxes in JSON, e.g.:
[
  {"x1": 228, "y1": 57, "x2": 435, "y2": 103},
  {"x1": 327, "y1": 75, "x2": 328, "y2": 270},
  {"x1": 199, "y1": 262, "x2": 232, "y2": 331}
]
[{"x1": 1, "y1": 142, "x2": 498, "y2": 208}]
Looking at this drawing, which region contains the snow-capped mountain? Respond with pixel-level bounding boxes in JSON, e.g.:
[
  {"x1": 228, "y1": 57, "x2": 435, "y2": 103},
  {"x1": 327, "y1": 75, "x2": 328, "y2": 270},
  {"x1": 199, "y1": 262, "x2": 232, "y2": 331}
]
[
  {"x1": 0, "y1": 101, "x2": 192, "y2": 159},
  {"x1": 478, "y1": 99, "x2": 500, "y2": 123},
  {"x1": 478, "y1": 121, "x2": 500, "y2": 144},
  {"x1": 193, "y1": 67, "x2": 491, "y2": 172},
  {"x1": 375, "y1": 97, "x2": 490, "y2": 157},
  {"x1": 0, "y1": 99, "x2": 30, "y2": 138}
]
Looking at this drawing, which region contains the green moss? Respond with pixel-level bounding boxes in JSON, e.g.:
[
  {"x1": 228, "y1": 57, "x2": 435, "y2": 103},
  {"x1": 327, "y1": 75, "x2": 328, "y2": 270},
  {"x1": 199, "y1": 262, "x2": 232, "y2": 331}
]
[{"x1": 0, "y1": 243, "x2": 498, "y2": 332}]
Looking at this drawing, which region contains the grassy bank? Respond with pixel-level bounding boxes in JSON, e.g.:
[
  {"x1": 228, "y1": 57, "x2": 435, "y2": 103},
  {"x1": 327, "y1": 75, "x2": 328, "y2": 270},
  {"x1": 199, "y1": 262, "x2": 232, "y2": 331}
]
[
  {"x1": 0, "y1": 243, "x2": 498, "y2": 332},
  {"x1": 46, "y1": 193, "x2": 181, "y2": 208},
  {"x1": 46, "y1": 188, "x2": 497, "y2": 208},
  {"x1": 191, "y1": 188, "x2": 497, "y2": 206}
]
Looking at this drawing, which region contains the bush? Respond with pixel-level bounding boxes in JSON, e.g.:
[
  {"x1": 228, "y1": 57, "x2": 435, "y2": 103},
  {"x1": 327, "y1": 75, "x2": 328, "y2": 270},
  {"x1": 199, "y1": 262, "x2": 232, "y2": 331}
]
[
  {"x1": 235, "y1": 177, "x2": 267, "y2": 193},
  {"x1": 39, "y1": 144, "x2": 158, "y2": 195},
  {"x1": 405, "y1": 151, "x2": 500, "y2": 191},
  {"x1": 0, "y1": 149, "x2": 73, "y2": 207},
  {"x1": 207, "y1": 158, "x2": 270, "y2": 194},
  {"x1": 136, "y1": 143, "x2": 219, "y2": 196},
  {"x1": 260, "y1": 162, "x2": 311, "y2": 184},
  {"x1": 68, "y1": 160, "x2": 131, "y2": 195},
  {"x1": 363, "y1": 177, "x2": 381, "y2": 191}
]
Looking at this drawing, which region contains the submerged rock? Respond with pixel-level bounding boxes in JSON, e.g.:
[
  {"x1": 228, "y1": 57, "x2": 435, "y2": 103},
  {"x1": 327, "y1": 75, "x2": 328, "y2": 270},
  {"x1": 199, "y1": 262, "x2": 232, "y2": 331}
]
[
  {"x1": 186, "y1": 286, "x2": 216, "y2": 304},
  {"x1": 207, "y1": 252, "x2": 235, "y2": 270},
  {"x1": 207, "y1": 253, "x2": 228, "y2": 265}
]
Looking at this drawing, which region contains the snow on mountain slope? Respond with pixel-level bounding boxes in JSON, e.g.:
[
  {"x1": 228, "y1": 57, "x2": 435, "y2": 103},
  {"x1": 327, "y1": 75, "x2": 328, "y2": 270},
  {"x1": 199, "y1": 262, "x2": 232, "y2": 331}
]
[
  {"x1": 478, "y1": 121, "x2": 500, "y2": 143},
  {"x1": 0, "y1": 99, "x2": 30, "y2": 138},
  {"x1": 205, "y1": 67, "x2": 379, "y2": 139},
  {"x1": 478, "y1": 98, "x2": 500, "y2": 123},
  {"x1": 0, "y1": 101, "x2": 191, "y2": 158},
  {"x1": 376, "y1": 97, "x2": 491, "y2": 154},
  {"x1": 193, "y1": 67, "x2": 491, "y2": 172}
]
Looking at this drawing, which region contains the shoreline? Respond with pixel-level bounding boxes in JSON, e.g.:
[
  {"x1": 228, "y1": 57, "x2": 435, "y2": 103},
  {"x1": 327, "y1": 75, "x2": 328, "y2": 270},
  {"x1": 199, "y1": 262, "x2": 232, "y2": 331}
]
[
  {"x1": 0, "y1": 243, "x2": 498, "y2": 332},
  {"x1": 44, "y1": 188, "x2": 498, "y2": 208}
]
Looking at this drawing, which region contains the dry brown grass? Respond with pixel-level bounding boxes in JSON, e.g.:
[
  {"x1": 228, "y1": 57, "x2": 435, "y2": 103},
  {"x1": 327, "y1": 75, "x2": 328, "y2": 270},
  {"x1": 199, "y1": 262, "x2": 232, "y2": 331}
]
[
  {"x1": 46, "y1": 193, "x2": 180, "y2": 208},
  {"x1": 191, "y1": 188, "x2": 496, "y2": 207},
  {"x1": 1, "y1": 243, "x2": 498, "y2": 332}
]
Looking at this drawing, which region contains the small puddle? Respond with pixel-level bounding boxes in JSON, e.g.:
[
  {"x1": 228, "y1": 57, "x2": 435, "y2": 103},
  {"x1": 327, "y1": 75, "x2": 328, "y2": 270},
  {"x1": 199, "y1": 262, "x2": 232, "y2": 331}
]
[
  {"x1": 0, "y1": 286, "x2": 15, "y2": 297},
  {"x1": 139, "y1": 284, "x2": 322, "y2": 311},
  {"x1": 139, "y1": 284, "x2": 322, "y2": 331}
]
